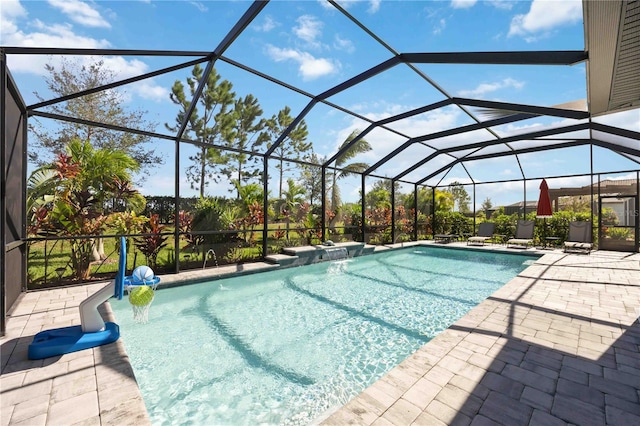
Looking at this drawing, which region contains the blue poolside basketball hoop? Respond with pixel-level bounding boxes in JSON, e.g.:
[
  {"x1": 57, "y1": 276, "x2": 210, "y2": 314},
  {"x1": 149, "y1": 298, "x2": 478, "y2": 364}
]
[{"x1": 28, "y1": 237, "x2": 160, "y2": 359}]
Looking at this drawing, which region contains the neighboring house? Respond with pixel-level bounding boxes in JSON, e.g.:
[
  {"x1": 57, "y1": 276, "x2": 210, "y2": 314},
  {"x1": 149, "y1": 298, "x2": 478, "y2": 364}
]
[
  {"x1": 486, "y1": 201, "x2": 538, "y2": 218},
  {"x1": 548, "y1": 179, "x2": 638, "y2": 225},
  {"x1": 486, "y1": 179, "x2": 638, "y2": 221}
]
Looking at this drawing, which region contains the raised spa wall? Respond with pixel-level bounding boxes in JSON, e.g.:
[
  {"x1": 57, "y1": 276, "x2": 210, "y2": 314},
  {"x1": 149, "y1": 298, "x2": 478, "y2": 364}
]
[{"x1": 264, "y1": 241, "x2": 374, "y2": 267}]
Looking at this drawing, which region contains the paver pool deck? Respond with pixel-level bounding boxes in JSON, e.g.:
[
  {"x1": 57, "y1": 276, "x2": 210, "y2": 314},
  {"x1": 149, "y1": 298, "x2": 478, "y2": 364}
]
[{"x1": 2, "y1": 245, "x2": 639, "y2": 425}]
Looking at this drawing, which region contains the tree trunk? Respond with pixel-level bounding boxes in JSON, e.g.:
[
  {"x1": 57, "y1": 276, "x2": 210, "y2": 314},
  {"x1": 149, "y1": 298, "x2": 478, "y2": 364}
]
[
  {"x1": 237, "y1": 163, "x2": 242, "y2": 199},
  {"x1": 199, "y1": 146, "x2": 206, "y2": 198},
  {"x1": 278, "y1": 158, "x2": 284, "y2": 199},
  {"x1": 72, "y1": 240, "x2": 93, "y2": 281},
  {"x1": 285, "y1": 216, "x2": 290, "y2": 240},
  {"x1": 329, "y1": 172, "x2": 339, "y2": 232},
  {"x1": 91, "y1": 238, "x2": 106, "y2": 261}
]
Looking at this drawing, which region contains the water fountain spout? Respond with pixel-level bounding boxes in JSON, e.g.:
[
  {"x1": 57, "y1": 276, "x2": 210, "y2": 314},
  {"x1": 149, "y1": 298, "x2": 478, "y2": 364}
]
[
  {"x1": 203, "y1": 249, "x2": 219, "y2": 269},
  {"x1": 394, "y1": 233, "x2": 409, "y2": 247},
  {"x1": 323, "y1": 246, "x2": 348, "y2": 261}
]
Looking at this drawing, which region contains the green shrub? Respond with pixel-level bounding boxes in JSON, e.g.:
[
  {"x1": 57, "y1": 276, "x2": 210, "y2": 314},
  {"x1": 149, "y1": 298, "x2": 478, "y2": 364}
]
[{"x1": 605, "y1": 227, "x2": 631, "y2": 240}]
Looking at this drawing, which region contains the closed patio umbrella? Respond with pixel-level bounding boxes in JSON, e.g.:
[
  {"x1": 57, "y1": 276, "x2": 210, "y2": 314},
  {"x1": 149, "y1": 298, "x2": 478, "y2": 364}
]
[{"x1": 537, "y1": 179, "x2": 553, "y2": 247}]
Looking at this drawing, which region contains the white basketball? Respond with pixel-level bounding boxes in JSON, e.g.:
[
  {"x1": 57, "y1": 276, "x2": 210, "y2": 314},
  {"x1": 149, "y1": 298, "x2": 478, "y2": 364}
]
[{"x1": 132, "y1": 265, "x2": 155, "y2": 283}]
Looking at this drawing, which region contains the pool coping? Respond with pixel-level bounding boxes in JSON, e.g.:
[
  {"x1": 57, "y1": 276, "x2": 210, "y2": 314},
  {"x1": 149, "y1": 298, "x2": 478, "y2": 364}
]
[{"x1": 1, "y1": 243, "x2": 639, "y2": 425}]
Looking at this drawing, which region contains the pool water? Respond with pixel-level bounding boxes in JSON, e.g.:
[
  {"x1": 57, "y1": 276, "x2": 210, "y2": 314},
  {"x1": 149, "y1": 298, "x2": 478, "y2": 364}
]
[{"x1": 111, "y1": 246, "x2": 535, "y2": 425}]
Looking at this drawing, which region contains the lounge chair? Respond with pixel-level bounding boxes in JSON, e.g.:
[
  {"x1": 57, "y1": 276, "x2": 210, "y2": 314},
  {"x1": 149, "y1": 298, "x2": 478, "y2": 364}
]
[
  {"x1": 564, "y1": 221, "x2": 592, "y2": 254},
  {"x1": 506, "y1": 220, "x2": 535, "y2": 248},
  {"x1": 434, "y1": 233, "x2": 458, "y2": 243},
  {"x1": 467, "y1": 222, "x2": 495, "y2": 246}
]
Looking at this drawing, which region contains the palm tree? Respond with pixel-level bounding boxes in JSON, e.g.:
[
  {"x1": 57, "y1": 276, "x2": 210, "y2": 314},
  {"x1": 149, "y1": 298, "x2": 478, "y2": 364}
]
[
  {"x1": 28, "y1": 138, "x2": 141, "y2": 280},
  {"x1": 328, "y1": 130, "x2": 371, "y2": 230},
  {"x1": 281, "y1": 178, "x2": 306, "y2": 239}
]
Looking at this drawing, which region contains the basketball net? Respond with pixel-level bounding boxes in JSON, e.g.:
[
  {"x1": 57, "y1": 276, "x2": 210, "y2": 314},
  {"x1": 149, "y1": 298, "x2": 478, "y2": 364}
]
[{"x1": 127, "y1": 281, "x2": 159, "y2": 324}]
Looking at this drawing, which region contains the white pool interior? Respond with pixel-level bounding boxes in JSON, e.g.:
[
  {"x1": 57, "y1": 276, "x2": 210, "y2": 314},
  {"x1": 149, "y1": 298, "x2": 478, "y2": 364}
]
[{"x1": 111, "y1": 246, "x2": 536, "y2": 425}]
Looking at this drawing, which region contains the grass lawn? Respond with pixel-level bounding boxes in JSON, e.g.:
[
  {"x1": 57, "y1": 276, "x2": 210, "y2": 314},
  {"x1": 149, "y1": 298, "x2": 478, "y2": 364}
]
[{"x1": 26, "y1": 222, "x2": 357, "y2": 289}]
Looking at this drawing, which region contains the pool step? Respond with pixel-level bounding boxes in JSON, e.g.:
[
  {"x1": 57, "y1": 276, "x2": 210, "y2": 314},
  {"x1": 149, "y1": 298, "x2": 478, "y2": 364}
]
[{"x1": 264, "y1": 253, "x2": 299, "y2": 267}]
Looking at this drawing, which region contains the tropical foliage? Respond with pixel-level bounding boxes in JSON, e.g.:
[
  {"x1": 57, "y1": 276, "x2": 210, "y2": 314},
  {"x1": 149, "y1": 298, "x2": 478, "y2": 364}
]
[
  {"x1": 327, "y1": 130, "x2": 371, "y2": 230},
  {"x1": 28, "y1": 139, "x2": 142, "y2": 280}
]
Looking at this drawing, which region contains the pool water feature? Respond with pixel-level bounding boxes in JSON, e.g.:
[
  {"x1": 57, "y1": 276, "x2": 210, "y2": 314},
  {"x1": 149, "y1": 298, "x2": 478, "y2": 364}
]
[{"x1": 112, "y1": 246, "x2": 536, "y2": 425}]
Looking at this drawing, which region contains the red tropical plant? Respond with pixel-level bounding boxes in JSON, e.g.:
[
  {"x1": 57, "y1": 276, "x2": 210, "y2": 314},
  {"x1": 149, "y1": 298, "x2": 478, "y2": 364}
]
[
  {"x1": 135, "y1": 214, "x2": 168, "y2": 270},
  {"x1": 274, "y1": 226, "x2": 286, "y2": 240}
]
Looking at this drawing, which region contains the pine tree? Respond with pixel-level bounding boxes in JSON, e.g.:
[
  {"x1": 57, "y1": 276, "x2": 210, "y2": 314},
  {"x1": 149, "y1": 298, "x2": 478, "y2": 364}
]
[
  {"x1": 166, "y1": 64, "x2": 235, "y2": 197},
  {"x1": 223, "y1": 94, "x2": 268, "y2": 197},
  {"x1": 261, "y1": 106, "x2": 311, "y2": 199}
]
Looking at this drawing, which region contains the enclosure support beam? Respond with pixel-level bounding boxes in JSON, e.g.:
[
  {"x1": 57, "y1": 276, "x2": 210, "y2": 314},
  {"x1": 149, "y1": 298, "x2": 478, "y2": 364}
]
[
  {"x1": 262, "y1": 158, "x2": 269, "y2": 258},
  {"x1": 636, "y1": 172, "x2": 640, "y2": 252},
  {"x1": 453, "y1": 98, "x2": 590, "y2": 120},
  {"x1": 321, "y1": 166, "x2": 326, "y2": 243},
  {"x1": 413, "y1": 184, "x2": 418, "y2": 241},
  {"x1": 391, "y1": 181, "x2": 396, "y2": 245},
  {"x1": 400, "y1": 51, "x2": 587, "y2": 66},
  {"x1": 523, "y1": 179, "x2": 527, "y2": 219},
  {"x1": 174, "y1": 138, "x2": 180, "y2": 273},
  {"x1": 361, "y1": 174, "x2": 366, "y2": 243},
  {"x1": 597, "y1": 176, "x2": 602, "y2": 247},
  {"x1": 432, "y1": 187, "x2": 436, "y2": 240},
  {"x1": 590, "y1": 143, "x2": 595, "y2": 229},
  {"x1": 473, "y1": 183, "x2": 477, "y2": 231},
  {"x1": 1, "y1": 49, "x2": 6, "y2": 336}
]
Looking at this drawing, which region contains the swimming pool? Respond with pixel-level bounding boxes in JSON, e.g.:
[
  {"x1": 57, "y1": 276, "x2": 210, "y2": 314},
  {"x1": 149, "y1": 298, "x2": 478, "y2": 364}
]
[{"x1": 112, "y1": 246, "x2": 536, "y2": 425}]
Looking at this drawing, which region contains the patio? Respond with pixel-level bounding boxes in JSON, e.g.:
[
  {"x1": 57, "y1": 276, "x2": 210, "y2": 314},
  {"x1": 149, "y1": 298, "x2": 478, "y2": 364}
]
[{"x1": 2, "y1": 245, "x2": 639, "y2": 425}]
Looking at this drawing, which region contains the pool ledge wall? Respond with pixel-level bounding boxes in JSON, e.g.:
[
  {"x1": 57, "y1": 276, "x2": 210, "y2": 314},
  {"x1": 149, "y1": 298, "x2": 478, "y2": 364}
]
[{"x1": 274, "y1": 241, "x2": 372, "y2": 266}]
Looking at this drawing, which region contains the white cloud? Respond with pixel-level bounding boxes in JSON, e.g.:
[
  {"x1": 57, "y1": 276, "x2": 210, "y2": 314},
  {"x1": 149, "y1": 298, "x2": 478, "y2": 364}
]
[
  {"x1": 265, "y1": 45, "x2": 339, "y2": 80},
  {"x1": 133, "y1": 80, "x2": 169, "y2": 103},
  {"x1": 333, "y1": 34, "x2": 354, "y2": 53},
  {"x1": 47, "y1": 0, "x2": 111, "y2": 28},
  {"x1": 0, "y1": 0, "x2": 28, "y2": 36},
  {"x1": 433, "y1": 18, "x2": 446, "y2": 35},
  {"x1": 254, "y1": 15, "x2": 278, "y2": 32},
  {"x1": 95, "y1": 56, "x2": 169, "y2": 103},
  {"x1": 509, "y1": 0, "x2": 582, "y2": 39},
  {"x1": 4, "y1": 19, "x2": 112, "y2": 75},
  {"x1": 293, "y1": 15, "x2": 323, "y2": 47},
  {"x1": 368, "y1": 0, "x2": 381, "y2": 14},
  {"x1": 488, "y1": 0, "x2": 513, "y2": 11},
  {"x1": 100, "y1": 56, "x2": 148, "y2": 78},
  {"x1": 0, "y1": 0, "x2": 27, "y2": 20},
  {"x1": 451, "y1": 0, "x2": 477, "y2": 10},
  {"x1": 458, "y1": 78, "x2": 525, "y2": 97},
  {"x1": 186, "y1": 1, "x2": 207, "y2": 13}
]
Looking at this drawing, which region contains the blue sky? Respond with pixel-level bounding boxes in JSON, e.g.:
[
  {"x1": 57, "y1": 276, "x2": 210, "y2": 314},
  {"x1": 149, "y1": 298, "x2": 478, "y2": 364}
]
[{"x1": 2, "y1": 0, "x2": 638, "y2": 208}]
